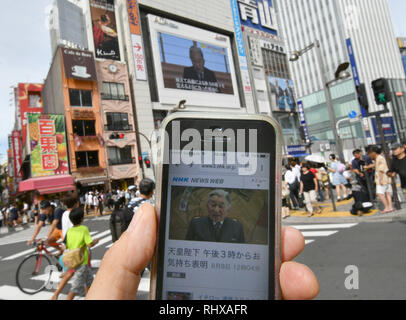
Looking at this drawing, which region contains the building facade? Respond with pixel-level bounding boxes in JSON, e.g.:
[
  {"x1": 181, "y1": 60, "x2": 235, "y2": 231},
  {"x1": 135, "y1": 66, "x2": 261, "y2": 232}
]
[
  {"x1": 42, "y1": 47, "x2": 109, "y2": 192},
  {"x1": 96, "y1": 59, "x2": 141, "y2": 189},
  {"x1": 398, "y1": 37, "x2": 406, "y2": 76},
  {"x1": 276, "y1": 0, "x2": 406, "y2": 158}
]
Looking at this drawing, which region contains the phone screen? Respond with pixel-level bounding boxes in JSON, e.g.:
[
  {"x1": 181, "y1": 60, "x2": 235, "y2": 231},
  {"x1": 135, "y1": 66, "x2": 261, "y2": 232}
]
[{"x1": 155, "y1": 118, "x2": 278, "y2": 300}]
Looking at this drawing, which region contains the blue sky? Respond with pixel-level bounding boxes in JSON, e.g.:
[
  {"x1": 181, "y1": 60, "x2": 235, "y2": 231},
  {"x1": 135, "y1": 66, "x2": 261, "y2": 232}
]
[{"x1": 0, "y1": 0, "x2": 405, "y2": 164}]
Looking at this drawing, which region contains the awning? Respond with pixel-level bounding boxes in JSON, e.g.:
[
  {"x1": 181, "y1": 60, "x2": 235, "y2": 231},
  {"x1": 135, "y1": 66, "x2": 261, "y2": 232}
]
[
  {"x1": 18, "y1": 175, "x2": 76, "y2": 195},
  {"x1": 76, "y1": 176, "x2": 109, "y2": 187}
]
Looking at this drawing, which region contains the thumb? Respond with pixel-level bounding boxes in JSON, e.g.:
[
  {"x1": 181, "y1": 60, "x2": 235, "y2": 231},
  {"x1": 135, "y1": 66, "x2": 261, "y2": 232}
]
[{"x1": 86, "y1": 203, "x2": 157, "y2": 300}]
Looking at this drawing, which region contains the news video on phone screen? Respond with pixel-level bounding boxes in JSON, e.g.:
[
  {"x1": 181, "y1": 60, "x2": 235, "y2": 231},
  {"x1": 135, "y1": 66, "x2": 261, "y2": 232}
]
[{"x1": 162, "y1": 151, "x2": 272, "y2": 300}]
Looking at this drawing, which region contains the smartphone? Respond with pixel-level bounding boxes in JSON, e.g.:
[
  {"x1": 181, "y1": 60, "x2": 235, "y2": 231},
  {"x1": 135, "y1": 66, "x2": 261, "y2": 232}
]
[{"x1": 150, "y1": 112, "x2": 282, "y2": 300}]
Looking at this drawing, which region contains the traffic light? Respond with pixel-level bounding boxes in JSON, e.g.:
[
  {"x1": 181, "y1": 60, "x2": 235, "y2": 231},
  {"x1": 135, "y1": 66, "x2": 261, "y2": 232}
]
[
  {"x1": 371, "y1": 78, "x2": 392, "y2": 105},
  {"x1": 109, "y1": 133, "x2": 125, "y2": 140},
  {"x1": 356, "y1": 83, "x2": 369, "y2": 111},
  {"x1": 138, "y1": 155, "x2": 143, "y2": 167},
  {"x1": 144, "y1": 156, "x2": 151, "y2": 168}
]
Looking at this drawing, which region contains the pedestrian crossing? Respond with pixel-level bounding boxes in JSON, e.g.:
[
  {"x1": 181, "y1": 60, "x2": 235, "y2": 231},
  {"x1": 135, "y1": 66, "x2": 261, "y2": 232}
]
[
  {"x1": 287, "y1": 223, "x2": 358, "y2": 245},
  {"x1": 0, "y1": 229, "x2": 114, "y2": 262}
]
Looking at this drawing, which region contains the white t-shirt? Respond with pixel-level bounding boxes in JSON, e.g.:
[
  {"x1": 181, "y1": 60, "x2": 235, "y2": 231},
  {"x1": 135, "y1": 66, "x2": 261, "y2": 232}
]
[
  {"x1": 61, "y1": 210, "x2": 74, "y2": 239},
  {"x1": 93, "y1": 195, "x2": 99, "y2": 206}
]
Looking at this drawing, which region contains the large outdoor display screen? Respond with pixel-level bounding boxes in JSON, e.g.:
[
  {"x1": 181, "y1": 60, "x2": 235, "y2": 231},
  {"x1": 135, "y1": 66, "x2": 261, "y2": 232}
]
[{"x1": 148, "y1": 14, "x2": 241, "y2": 109}]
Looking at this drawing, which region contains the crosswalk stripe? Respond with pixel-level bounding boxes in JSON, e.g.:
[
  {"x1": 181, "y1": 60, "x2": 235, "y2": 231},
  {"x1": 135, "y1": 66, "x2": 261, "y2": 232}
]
[
  {"x1": 2, "y1": 248, "x2": 36, "y2": 261},
  {"x1": 0, "y1": 285, "x2": 83, "y2": 300},
  {"x1": 290, "y1": 223, "x2": 358, "y2": 230},
  {"x1": 301, "y1": 231, "x2": 338, "y2": 237},
  {"x1": 92, "y1": 235, "x2": 112, "y2": 249},
  {"x1": 305, "y1": 240, "x2": 314, "y2": 245},
  {"x1": 91, "y1": 230, "x2": 111, "y2": 239}
]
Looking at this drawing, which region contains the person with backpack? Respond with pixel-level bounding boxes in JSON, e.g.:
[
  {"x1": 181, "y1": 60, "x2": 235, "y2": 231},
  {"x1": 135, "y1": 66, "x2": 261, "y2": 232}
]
[
  {"x1": 64, "y1": 207, "x2": 99, "y2": 300},
  {"x1": 328, "y1": 154, "x2": 348, "y2": 201},
  {"x1": 110, "y1": 178, "x2": 155, "y2": 243}
]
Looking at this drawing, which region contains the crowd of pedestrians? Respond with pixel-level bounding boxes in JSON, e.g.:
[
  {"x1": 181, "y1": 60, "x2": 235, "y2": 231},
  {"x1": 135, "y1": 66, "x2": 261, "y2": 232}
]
[{"x1": 282, "y1": 141, "x2": 406, "y2": 217}]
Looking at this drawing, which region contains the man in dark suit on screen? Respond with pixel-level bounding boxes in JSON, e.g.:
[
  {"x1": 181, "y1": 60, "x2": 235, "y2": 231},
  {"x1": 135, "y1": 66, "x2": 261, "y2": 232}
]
[
  {"x1": 185, "y1": 190, "x2": 245, "y2": 243},
  {"x1": 182, "y1": 46, "x2": 220, "y2": 92}
]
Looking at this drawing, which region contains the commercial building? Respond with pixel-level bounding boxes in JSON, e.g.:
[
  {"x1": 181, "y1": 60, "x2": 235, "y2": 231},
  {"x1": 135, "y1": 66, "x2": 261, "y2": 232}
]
[
  {"x1": 42, "y1": 47, "x2": 108, "y2": 192},
  {"x1": 48, "y1": 0, "x2": 141, "y2": 190},
  {"x1": 276, "y1": 0, "x2": 406, "y2": 159},
  {"x1": 96, "y1": 59, "x2": 141, "y2": 190}
]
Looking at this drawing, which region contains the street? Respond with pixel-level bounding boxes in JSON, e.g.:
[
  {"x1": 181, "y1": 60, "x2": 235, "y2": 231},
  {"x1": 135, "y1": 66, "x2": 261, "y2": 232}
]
[
  {"x1": 1, "y1": 214, "x2": 405, "y2": 300},
  {"x1": 0, "y1": 216, "x2": 150, "y2": 300}
]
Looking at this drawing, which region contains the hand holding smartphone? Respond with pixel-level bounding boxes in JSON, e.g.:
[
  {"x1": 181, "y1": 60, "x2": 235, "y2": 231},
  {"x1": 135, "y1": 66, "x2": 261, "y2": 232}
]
[{"x1": 150, "y1": 112, "x2": 283, "y2": 300}]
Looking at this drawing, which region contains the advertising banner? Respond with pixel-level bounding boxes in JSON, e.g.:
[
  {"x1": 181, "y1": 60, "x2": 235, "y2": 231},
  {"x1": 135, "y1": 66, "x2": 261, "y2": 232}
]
[
  {"x1": 62, "y1": 48, "x2": 97, "y2": 81},
  {"x1": 297, "y1": 101, "x2": 310, "y2": 144},
  {"x1": 126, "y1": 0, "x2": 147, "y2": 80},
  {"x1": 28, "y1": 114, "x2": 69, "y2": 177},
  {"x1": 90, "y1": 0, "x2": 121, "y2": 61},
  {"x1": 268, "y1": 76, "x2": 296, "y2": 112},
  {"x1": 230, "y1": 0, "x2": 251, "y2": 93},
  {"x1": 371, "y1": 116, "x2": 397, "y2": 143},
  {"x1": 12, "y1": 131, "x2": 23, "y2": 180}
]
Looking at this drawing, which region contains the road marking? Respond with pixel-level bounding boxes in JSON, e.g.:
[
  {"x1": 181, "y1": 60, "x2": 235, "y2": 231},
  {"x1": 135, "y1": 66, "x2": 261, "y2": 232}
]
[
  {"x1": 0, "y1": 285, "x2": 83, "y2": 300},
  {"x1": 91, "y1": 230, "x2": 111, "y2": 239},
  {"x1": 1, "y1": 230, "x2": 111, "y2": 262},
  {"x1": 290, "y1": 223, "x2": 358, "y2": 230},
  {"x1": 305, "y1": 240, "x2": 314, "y2": 245},
  {"x1": 2, "y1": 248, "x2": 36, "y2": 261},
  {"x1": 105, "y1": 243, "x2": 113, "y2": 249},
  {"x1": 92, "y1": 235, "x2": 112, "y2": 249},
  {"x1": 301, "y1": 231, "x2": 338, "y2": 237}
]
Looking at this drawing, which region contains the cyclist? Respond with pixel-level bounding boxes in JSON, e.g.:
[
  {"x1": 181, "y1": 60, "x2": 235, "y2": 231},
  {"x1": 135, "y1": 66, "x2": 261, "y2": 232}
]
[{"x1": 27, "y1": 200, "x2": 65, "y2": 256}]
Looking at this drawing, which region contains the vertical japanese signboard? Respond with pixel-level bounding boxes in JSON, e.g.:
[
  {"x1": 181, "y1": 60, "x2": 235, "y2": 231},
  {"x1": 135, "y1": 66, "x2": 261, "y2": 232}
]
[
  {"x1": 230, "y1": 0, "x2": 251, "y2": 93},
  {"x1": 28, "y1": 114, "x2": 69, "y2": 177},
  {"x1": 127, "y1": 0, "x2": 147, "y2": 80},
  {"x1": 12, "y1": 131, "x2": 23, "y2": 181}
]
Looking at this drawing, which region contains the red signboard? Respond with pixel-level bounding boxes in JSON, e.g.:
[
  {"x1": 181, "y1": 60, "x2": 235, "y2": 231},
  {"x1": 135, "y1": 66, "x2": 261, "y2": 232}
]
[
  {"x1": 17, "y1": 83, "x2": 43, "y2": 148},
  {"x1": 12, "y1": 130, "x2": 23, "y2": 180}
]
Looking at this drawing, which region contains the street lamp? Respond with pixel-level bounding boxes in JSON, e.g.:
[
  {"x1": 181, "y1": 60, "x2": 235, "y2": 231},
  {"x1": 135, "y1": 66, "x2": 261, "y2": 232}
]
[{"x1": 289, "y1": 40, "x2": 351, "y2": 162}]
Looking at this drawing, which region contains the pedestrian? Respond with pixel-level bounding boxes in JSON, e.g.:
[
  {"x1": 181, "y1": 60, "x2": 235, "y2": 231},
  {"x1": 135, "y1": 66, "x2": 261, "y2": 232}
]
[
  {"x1": 8, "y1": 202, "x2": 20, "y2": 228},
  {"x1": 93, "y1": 192, "x2": 100, "y2": 217},
  {"x1": 284, "y1": 165, "x2": 300, "y2": 210},
  {"x1": 84, "y1": 192, "x2": 92, "y2": 215},
  {"x1": 367, "y1": 146, "x2": 394, "y2": 214},
  {"x1": 343, "y1": 163, "x2": 355, "y2": 200},
  {"x1": 0, "y1": 208, "x2": 5, "y2": 228},
  {"x1": 387, "y1": 142, "x2": 406, "y2": 201},
  {"x1": 50, "y1": 194, "x2": 79, "y2": 300},
  {"x1": 328, "y1": 154, "x2": 348, "y2": 201},
  {"x1": 351, "y1": 149, "x2": 375, "y2": 200},
  {"x1": 300, "y1": 163, "x2": 322, "y2": 217},
  {"x1": 64, "y1": 207, "x2": 99, "y2": 300}
]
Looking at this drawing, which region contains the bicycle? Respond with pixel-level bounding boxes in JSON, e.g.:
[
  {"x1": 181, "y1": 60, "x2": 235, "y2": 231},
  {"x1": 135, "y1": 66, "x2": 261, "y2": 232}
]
[{"x1": 16, "y1": 239, "x2": 64, "y2": 295}]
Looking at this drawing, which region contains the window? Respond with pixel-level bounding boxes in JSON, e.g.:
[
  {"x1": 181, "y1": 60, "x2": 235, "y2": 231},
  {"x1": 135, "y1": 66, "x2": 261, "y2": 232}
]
[
  {"x1": 73, "y1": 120, "x2": 96, "y2": 136},
  {"x1": 69, "y1": 89, "x2": 92, "y2": 107},
  {"x1": 108, "y1": 146, "x2": 133, "y2": 166},
  {"x1": 102, "y1": 82, "x2": 128, "y2": 101},
  {"x1": 106, "y1": 113, "x2": 131, "y2": 131},
  {"x1": 28, "y1": 93, "x2": 41, "y2": 108},
  {"x1": 75, "y1": 151, "x2": 99, "y2": 168}
]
